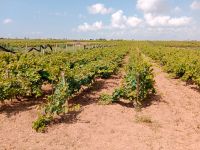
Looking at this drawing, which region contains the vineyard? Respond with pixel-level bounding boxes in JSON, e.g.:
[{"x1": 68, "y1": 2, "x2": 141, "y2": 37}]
[
  {"x1": 0, "y1": 40, "x2": 156, "y2": 131},
  {"x1": 0, "y1": 40, "x2": 200, "y2": 149},
  {"x1": 140, "y1": 41, "x2": 200, "y2": 87}
]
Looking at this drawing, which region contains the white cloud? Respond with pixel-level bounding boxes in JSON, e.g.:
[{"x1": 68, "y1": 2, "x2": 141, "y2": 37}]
[
  {"x1": 77, "y1": 10, "x2": 142, "y2": 32},
  {"x1": 111, "y1": 10, "x2": 142, "y2": 29},
  {"x1": 127, "y1": 16, "x2": 143, "y2": 27},
  {"x1": 88, "y1": 3, "x2": 113, "y2": 15},
  {"x1": 190, "y1": 1, "x2": 200, "y2": 10},
  {"x1": 137, "y1": 0, "x2": 168, "y2": 14},
  {"x1": 77, "y1": 0, "x2": 194, "y2": 38},
  {"x1": 111, "y1": 10, "x2": 126, "y2": 29},
  {"x1": 168, "y1": 17, "x2": 191, "y2": 26},
  {"x1": 136, "y1": 0, "x2": 192, "y2": 27},
  {"x1": 78, "y1": 21, "x2": 103, "y2": 32},
  {"x1": 144, "y1": 13, "x2": 191, "y2": 27},
  {"x1": 3, "y1": 18, "x2": 13, "y2": 24}
]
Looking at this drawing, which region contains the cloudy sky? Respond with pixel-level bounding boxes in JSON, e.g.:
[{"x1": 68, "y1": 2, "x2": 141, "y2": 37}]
[{"x1": 1, "y1": 0, "x2": 200, "y2": 40}]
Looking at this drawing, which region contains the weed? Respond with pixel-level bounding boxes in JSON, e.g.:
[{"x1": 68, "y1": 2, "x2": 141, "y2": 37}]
[
  {"x1": 135, "y1": 115, "x2": 153, "y2": 124},
  {"x1": 98, "y1": 93, "x2": 113, "y2": 105}
]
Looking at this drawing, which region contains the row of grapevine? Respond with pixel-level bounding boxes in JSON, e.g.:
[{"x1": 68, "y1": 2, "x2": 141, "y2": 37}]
[
  {"x1": 0, "y1": 42, "x2": 130, "y2": 132},
  {"x1": 0, "y1": 41, "x2": 157, "y2": 131},
  {"x1": 145, "y1": 41, "x2": 200, "y2": 48},
  {"x1": 32, "y1": 45, "x2": 128, "y2": 131},
  {"x1": 98, "y1": 47, "x2": 155, "y2": 107},
  {"x1": 0, "y1": 43, "x2": 127, "y2": 101},
  {"x1": 140, "y1": 43, "x2": 200, "y2": 87},
  {"x1": 111, "y1": 48, "x2": 155, "y2": 106}
]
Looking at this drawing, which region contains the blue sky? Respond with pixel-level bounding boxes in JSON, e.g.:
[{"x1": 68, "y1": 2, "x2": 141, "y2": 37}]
[{"x1": 1, "y1": 0, "x2": 200, "y2": 40}]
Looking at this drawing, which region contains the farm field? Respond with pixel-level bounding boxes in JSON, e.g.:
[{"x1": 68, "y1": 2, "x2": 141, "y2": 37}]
[{"x1": 0, "y1": 40, "x2": 200, "y2": 149}]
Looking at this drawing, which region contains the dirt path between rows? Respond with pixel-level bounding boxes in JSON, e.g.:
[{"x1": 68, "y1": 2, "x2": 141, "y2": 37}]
[{"x1": 1, "y1": 58, "x2": 200, "y2": 150}]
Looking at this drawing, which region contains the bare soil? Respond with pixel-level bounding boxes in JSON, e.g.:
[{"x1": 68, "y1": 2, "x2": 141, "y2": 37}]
[{"x1": 1, "y1": 61, "x2": 200, "y2": 150}]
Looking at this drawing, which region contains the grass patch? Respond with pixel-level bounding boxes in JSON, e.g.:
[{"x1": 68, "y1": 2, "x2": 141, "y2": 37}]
[
  {"x1": 135, "y1": 115, "x2": 153, "y2": 124},
  {"x1": 98, "y1": 93, "x2": 113, "y2": 105}
]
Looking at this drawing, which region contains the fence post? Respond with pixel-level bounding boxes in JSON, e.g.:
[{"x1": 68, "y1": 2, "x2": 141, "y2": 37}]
[{"x1": 42, "y1": 49, "x2": 44, "y2": 55}]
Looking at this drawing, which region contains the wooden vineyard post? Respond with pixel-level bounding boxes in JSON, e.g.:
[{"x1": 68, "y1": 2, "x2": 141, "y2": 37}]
[
  {"x1": 61, "y1": 71, "x2": 69, "y2": 113},
  {"x1": 135, "y1": 48, "x2": 141, "y2": 107},
  {"x1": 136, "y1": 74, "x2": 140, "y2": 106},
  {"x1": 55, "y1": 43, "x2": 58, "y2": 52},
  {"x1": 61, "y1": 71, "x2": 65, "y2": 86},
  {"x1": 26, "y1": 43, "x2": 28, "y2": 51}
]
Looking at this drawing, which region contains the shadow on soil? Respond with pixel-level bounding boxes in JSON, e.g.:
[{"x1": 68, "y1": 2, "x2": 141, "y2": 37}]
[
  {"x1": 142, "y1": 94, "x2": 163, "y2": 108},
  {"x1": 113, "y1": 93, "x2": 162, "y2": 109},
  {"x1": 70, "y1": 79, "x2": 107, "y2": 106},
  {"x1": 114, "y1": 101, "x2": 134, "y2": 108},
  {"x1": 50, "y1": 110, "x2": 91, "y2": 128},
  {"x1": 185, "y1": 80, "x2": 200, "y2": 93},
  {"x1": 189, "y1": 86, "x2": 200, "y2": 93},
  {"x1": 0, "y1": 78, "x2": 107, "y2": 119},
  {"x1": 0, "y1": 97, "x2": 44, "y2": 118},
  {"x1": 48, "y1": 79, "x2": 113, "y2": 126}
]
